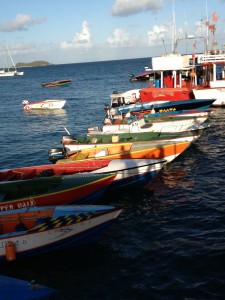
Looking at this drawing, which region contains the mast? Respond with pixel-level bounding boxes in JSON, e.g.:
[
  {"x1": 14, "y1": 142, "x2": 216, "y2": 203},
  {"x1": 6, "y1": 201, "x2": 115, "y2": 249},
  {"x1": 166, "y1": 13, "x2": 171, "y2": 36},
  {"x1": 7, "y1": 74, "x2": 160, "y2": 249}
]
[
  {"x1": 205, "y1": 0, "x2": 209, "y2": 52},
  {"x1": 172, "y1": 0, "x2": 176, "y2": 53},
  {"x1": 4, "y1": 42, "x2": 17, "y2": 71}
]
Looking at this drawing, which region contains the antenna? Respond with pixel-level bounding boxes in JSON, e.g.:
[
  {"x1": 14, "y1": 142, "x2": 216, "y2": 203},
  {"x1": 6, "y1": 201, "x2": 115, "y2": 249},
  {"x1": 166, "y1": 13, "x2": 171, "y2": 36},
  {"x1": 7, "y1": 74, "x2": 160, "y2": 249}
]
[
  {"x1": 162, "y1": 38, "x2": 167, "y2": 54},
  {"x1": 172, "y1": 0, "x2": 176, "y2": 53},
  {"x1": 205, "y1": 0, "x2": 209, "y2": 51}
]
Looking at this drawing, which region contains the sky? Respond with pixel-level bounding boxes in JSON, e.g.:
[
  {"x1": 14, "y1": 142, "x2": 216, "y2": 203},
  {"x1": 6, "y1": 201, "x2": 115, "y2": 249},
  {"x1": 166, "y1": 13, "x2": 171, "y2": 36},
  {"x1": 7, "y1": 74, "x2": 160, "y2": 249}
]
[{"x1": 0, "y1": 0, "x2": 225, "y2": 65}]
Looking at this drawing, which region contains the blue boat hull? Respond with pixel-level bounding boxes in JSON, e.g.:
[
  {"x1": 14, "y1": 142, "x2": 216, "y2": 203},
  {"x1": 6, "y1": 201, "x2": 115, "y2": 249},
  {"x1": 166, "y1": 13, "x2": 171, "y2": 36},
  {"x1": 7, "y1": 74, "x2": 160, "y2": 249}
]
[{"x1": 0, "y1": 275, "x2": 56, "y2": 300}]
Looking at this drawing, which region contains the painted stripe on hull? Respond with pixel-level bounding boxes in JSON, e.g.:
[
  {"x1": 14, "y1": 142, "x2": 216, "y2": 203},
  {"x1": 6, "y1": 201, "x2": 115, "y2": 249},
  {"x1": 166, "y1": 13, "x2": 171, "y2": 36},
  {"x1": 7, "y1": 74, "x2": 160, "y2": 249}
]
[{"x1": 0, "y1": 174, "x2": 115, "y2": 211}]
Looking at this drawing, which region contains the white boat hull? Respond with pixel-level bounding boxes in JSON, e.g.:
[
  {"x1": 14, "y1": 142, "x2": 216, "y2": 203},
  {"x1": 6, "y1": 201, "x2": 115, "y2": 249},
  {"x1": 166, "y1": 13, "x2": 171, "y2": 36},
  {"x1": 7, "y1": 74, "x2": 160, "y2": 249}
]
[
  {"x1": 0, "y1": 206, "x2": 122, "y2": 259},
  {"x1": 193, "y1": 88, "x2": 225, "y2": 107},
  {"x1": 22, "y1": 99, "x2": 66, "y2": 110},
  {"x1": 92, "y1": 158, "x2": 167, "y2": 188},
  {"x1": 89, "y1": 117, "x2": 208, "y2": 134},
  {"x1": 0, "y1": 70, "x2": 24, "y2": 77}
]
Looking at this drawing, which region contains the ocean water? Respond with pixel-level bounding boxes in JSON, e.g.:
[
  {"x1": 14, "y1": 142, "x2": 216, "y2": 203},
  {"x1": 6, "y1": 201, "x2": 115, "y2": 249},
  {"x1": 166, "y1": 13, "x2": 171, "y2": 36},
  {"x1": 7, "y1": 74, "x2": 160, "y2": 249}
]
[{"x1": 1, "y1": 58, "x2": 225, "y2": 299}]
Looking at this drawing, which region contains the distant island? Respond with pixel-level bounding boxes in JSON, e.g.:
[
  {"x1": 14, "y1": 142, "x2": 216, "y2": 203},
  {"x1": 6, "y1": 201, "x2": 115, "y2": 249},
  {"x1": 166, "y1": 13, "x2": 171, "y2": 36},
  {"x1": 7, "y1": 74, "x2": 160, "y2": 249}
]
[{"x1": 15, "y1": 61, "x2": 51, "y2": 67}]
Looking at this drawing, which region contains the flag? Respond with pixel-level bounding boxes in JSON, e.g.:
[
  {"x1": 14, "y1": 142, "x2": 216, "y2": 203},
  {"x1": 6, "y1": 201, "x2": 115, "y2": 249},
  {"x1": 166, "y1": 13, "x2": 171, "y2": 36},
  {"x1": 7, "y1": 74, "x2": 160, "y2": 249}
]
[
  {"x1": 212, "y1": 12, "x2": 218, "y2": 23},
  {"x1": 209, "y1": 24, "x2": 216, "y2": 32}
]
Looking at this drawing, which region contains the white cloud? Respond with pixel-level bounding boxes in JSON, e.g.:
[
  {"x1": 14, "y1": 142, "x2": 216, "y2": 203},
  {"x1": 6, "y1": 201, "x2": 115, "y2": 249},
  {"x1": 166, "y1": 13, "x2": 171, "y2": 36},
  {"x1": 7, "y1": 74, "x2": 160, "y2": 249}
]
[
  {"x1": 0, "y1": 14, "x2": 46, "y2": 32},
  {"x1": 60, "y1": 21, "x2": 92, "y2": 49},
  {"x1": 111, "y1": 0, "x2": 163, "y2": 16},
  {"x1": 107, "y1": 28, "x2": 137, "y2": 47},
  {"x1": 147, "y1": 23, "x2": 171, "y2": 45}
]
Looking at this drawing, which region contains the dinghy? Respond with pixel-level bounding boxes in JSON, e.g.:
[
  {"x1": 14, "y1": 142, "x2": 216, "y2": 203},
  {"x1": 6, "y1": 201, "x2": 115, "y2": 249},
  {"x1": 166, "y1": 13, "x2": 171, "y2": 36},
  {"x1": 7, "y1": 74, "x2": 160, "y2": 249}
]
[{"x1": 22, "y1": 99, "x2": 66, "y2": 110}]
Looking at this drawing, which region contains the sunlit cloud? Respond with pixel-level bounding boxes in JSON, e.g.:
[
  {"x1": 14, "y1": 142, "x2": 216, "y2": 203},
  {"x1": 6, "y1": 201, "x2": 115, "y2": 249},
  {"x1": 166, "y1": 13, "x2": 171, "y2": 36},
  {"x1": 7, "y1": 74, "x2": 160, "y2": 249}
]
[
  {"x1": 111, "y1": 0, "x2": 163, "y2": 16},
  {"x1": 0, "y1": 14, "x2": 46, "y2": 32},
  {"x1": 60, "y1": 21, "x2": 92, "y2": 49},
  {"x1": 107, "y1": 28, "x2": 137, "y2": 47},
  {"x1": 147, "y1": 22, "x2": 171, "y2": 45}
]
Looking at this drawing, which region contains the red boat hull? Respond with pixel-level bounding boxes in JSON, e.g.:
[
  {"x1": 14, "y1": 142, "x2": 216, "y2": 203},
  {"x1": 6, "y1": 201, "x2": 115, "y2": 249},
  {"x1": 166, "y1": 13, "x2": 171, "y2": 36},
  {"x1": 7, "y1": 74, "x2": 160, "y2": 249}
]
[{"x1": 0, "y1": 172, "x2": 115, "y2": 211}]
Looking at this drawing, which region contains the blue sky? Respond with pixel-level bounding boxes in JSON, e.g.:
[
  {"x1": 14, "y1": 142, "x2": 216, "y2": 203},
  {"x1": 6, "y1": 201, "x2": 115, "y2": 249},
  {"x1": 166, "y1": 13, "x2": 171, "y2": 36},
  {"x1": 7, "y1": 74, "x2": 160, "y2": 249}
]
[{"x1": 0, "y1": 0, "x2": 225, "y2": 65}]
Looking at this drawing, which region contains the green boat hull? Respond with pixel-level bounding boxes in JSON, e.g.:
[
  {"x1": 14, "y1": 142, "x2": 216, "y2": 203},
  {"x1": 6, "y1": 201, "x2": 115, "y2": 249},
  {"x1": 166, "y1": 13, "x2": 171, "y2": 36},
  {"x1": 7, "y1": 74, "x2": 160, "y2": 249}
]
[{"x1": 75, "y1": 129, "x2": 204, "y2": 144}]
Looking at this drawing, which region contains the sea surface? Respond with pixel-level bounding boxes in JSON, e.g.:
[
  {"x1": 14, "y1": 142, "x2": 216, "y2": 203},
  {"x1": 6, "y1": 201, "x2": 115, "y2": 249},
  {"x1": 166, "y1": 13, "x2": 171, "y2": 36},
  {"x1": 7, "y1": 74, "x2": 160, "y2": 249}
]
[{"x1": 1, "y1": 58, "x2": 225, "y2": 299}]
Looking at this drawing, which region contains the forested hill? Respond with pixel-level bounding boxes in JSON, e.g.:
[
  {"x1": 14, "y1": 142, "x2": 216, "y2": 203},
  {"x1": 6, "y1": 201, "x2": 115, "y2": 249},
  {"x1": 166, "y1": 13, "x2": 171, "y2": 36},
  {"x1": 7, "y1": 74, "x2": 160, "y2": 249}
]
[{"x1": 16, "y1": 61, "x2": 51, "y2": 67}]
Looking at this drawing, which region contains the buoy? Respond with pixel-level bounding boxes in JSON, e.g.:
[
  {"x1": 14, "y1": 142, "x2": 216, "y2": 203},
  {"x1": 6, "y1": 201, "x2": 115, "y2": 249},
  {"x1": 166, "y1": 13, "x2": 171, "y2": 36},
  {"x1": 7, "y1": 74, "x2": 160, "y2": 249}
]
[{"x1": 5, "y1": 241, "x2": 16, "y2": 261}]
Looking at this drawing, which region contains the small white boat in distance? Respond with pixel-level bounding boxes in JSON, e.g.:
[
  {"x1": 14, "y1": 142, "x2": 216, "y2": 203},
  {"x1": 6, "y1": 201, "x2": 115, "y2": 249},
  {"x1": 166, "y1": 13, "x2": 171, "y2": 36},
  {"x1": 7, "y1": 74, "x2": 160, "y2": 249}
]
[
  {"x1": 0, "y1": 43, "x2": 24, "y2": 77},
  {"x1": 0, "y1": 69, "x2": 24, "y2": 77},
  {"x1": 22, "y1": 99, "x2": 66, "y2": 110}
]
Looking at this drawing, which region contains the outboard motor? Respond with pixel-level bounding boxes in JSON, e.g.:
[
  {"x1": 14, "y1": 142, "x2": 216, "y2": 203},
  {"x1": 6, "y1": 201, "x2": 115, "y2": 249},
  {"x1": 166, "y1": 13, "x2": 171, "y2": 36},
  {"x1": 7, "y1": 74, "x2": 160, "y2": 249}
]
[
  {"x1": 48, "y1": 147, "x2": 67, "y2": 163},
  {"x1": 61, "y1": 135, "x2": 78, "y2": 145},
  {"x1": 104, "y1": 104, "x2": 110, "y2": 111}
]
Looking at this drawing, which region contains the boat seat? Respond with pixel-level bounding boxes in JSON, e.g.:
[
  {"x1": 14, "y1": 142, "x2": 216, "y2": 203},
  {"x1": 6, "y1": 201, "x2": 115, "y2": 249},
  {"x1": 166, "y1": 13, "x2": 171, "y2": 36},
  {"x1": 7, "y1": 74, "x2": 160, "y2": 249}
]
[{"x1": 73, "y1": 152, "x2": 89, "y2": 160}]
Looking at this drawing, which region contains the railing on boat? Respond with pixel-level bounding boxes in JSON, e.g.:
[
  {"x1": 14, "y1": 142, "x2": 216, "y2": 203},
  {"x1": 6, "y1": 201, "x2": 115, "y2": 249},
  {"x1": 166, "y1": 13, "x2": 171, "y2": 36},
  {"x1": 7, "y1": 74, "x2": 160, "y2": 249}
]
[{"x1": 200, "y1": 52, "x2": 225, "y2": 64}]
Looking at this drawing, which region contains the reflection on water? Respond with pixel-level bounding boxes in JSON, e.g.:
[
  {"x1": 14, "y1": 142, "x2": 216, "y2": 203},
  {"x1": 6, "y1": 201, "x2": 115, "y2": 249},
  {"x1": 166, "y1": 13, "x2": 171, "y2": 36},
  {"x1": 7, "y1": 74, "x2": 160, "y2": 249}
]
[
  {"x1": 23, "y1": 108, "x2": 67, "y2": 117},
  {"x1": 2, "y1": 60, "x2": 225, "y2": 299}
]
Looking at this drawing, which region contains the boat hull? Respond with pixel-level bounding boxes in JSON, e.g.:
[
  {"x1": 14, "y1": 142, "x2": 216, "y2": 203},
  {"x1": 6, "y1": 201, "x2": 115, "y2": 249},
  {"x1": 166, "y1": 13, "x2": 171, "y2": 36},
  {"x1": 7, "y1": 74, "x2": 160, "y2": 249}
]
[
  {"x1": 117, "y1": 99, "x2": 215, "y2": 115},
  {"x1": 0, "y1": 275, "x2": 56, "y2": 299},
  {"x1": 61, "y1": 132, "x2": 201, "y2": 152},
  {"x1": 0, "y1": 205, "x2": 122, "y2": 260},
  {"x1": 60, "y1": 140, "x2": 191, "y2": 162},
  {"x1": 92, "y1": 117, "x2": 208, "y2": 134},
  {"x1": 193, "y1": 87, "x2": 225, "y2": 107},
  {"x1": 93, "y1": 158, "x2": 167, "y2": 190},
  {"x1": 22, "y1": 99, "x2": 66, "y2": 110},
  {"x1": 0, "y1": 71, "x2": 24, "y2": 77},
  {"x1": 56, "y1": 141, "x2": 191, "y2": 189},
  {"x1": 41, "y1": 79, "x2": 72, "y2": 87},
  {"x1": 85, "y1": 126, "x2": 208, "y2": 144},
  {"x1": 0, "y1": 173, "x2": 116, "y2": 211}
]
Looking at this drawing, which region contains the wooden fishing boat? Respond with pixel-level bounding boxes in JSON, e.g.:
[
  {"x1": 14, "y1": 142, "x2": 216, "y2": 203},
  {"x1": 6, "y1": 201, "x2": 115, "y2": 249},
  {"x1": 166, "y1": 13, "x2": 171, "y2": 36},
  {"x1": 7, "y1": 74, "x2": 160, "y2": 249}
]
[
  {"x1": 22, "y1": 99, "x2": 66, "y2": 110},
  {"x1": 0, "y1": 275, "x2": 57, "y2": 299},
  {"x1": 92, "y1": 158, "x2": 167, "y2": 190},
  {"x1": 108, "y1": 99, "x2": 215, "y2": 114},
  {"x1": 139, "y1": 109, "x2": 214, "y2": 120},
  {"x1": 0, "y1": 170, "x2": 116, "y2": 211},
  {"x1": 130, "y1": 71, "x2": 154, "y2": 81},
  {"x1": 41, "y1": 79, "x2": 72, "y2": 87},
  {"x1": 60, "y1": 126, "x2": 207, "y2": 144},
  {"x1": 88, "y1": 116, "x2": 208, "y2": 135},
  {"x1": 61, "y1": 133, "x2": 200, "y2": 153},
  {"x1": 49, "y1": 140, "x2": 193, "y2": 190},
  {"x1": 52, "y1": 140, "x2": 192, "y2": 164},
  {"x1": 0, "y1": 205, "x2": 123, "y2": 261},
  {"x1": 49, "y1": 142, "x2": 132, "y2": 163},
  {"x1": 104, "y1": 108, "x2": 214, "y2": 125},
  {"x1": 48, "y1": 158, "x2": 167, "y2": 190}
]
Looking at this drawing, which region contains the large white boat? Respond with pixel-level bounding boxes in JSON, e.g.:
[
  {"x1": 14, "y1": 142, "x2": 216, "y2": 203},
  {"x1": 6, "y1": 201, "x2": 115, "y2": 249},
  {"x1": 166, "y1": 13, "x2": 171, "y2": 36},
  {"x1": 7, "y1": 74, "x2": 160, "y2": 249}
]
[{"x1": 193, "y1": 51, "x2": 225, "y2": 106}]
